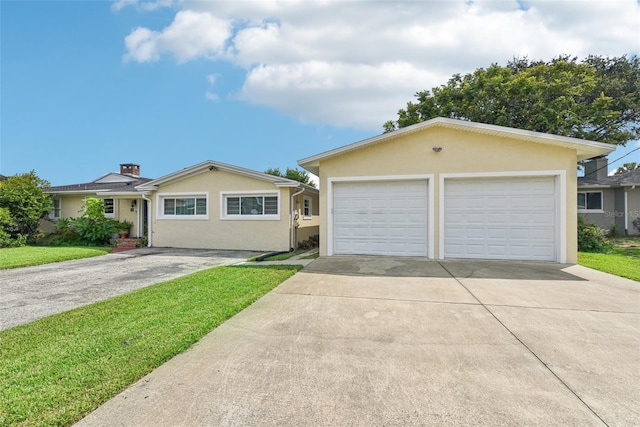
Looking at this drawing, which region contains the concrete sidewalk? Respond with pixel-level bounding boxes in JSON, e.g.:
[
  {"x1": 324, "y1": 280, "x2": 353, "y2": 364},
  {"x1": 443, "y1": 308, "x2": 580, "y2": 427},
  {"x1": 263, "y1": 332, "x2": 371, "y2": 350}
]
[{"x1": 76, "y1": 258, "x2": 639, "y2": 426}]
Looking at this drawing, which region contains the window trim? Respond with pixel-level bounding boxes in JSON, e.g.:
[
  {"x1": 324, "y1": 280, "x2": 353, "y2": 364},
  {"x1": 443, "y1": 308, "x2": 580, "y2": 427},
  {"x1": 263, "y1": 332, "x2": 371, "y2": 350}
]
[
  {"x1": 157, "y1": 192, "x2": 209, "y2": 220},
  {"x1": 578, "y1": 191, "x2": 604, "y2": 213},
  {"x1": 103, "y1": 198, "x2": 115, "y2": 218},
  {"x1": 50, "y1": 198, "x2": 61, "y2": 219},
  {"x1": 303, "y1": 196, "x2": 312, "y2": 220},
  {"x1": 220, "y1": 191, "x2": 280, "y2": 221}
]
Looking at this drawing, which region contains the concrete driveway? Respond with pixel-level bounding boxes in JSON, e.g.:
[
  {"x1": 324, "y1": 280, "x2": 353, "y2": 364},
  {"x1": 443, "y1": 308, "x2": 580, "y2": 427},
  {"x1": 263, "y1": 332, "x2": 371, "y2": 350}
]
[
  {"x1": 76, "y1": 256, "x2": 639, "y2": 426},
  {"x1": 0, "y1": 248, "x2": 259, "y2": 331}
]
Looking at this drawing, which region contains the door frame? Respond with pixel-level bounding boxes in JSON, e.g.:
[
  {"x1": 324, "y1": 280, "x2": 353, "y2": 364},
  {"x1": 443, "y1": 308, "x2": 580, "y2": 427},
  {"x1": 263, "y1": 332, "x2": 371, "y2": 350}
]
[
  {"x1": 327, "y1": 174, "x2": 435, "y2": 258},
  {"x1": 439, "y1": 170, "x2": 566, "y2": 263}
]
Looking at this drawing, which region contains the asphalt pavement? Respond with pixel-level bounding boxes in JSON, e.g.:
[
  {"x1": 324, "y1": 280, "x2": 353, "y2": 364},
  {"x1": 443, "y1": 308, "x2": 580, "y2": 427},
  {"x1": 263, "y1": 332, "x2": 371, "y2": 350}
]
[{"x1": 0, "y1": 248, "x2": 259, "y2": 331}]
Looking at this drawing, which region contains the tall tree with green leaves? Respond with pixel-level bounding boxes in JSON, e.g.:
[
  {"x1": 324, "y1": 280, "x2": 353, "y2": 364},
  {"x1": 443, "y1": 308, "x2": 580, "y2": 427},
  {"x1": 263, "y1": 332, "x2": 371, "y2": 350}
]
[
  {"x1": 0, "y1": 171, "x2": 52, "y2": 244},
  {"x1": 383, "y1": 55, "x2": 640, "y2": 146},
  {"x1": 614, "y1": 162, "x2": 639, "y2": 175},
  {"x1": 265, "y1": 167, "x2": 317, "y2": 188}
]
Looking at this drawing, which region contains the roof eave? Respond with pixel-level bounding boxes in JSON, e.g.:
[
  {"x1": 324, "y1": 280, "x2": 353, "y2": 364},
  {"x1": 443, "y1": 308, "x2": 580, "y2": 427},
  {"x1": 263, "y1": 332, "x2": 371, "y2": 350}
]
[
  {"x1": 297, "y1": 117, "x2": 616, "y2": 169},
  {"x1": 143, "y1": 160, "x2": 304, "y2": 189}
]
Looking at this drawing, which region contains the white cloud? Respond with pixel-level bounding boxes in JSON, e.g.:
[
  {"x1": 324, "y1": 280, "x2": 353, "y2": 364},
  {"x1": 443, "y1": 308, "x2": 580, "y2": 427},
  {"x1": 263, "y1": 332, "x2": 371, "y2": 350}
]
[
  {"x1": 123, "y1": 0, "x2": 640, "y2": 130},
  {"x1": 124, "y1": 10, "x2": 230, "y2": 63},
  {"x1": 112, "y1": 0, "x2": 178, "y2": 12},
  {"x1": 205, "y1": 92, "x2": 219, "y2": 102}
]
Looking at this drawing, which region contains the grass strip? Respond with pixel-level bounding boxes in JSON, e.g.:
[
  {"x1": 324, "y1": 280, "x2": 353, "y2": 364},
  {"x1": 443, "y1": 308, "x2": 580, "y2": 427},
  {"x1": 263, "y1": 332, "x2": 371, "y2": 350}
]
[
  {"x1": 0, "y1": 265, "x2": 300, "y2": 426},
  {"x1": 578, "y1": 252, "x2": 640, "y2": 282},
  {"x1": 0, "y1": 246, "x2": 110, "y2": 270}
]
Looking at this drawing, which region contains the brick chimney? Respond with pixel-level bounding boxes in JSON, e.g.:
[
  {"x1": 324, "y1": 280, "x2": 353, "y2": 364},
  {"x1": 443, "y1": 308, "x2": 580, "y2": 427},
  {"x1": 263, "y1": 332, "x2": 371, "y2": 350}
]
[
  {"x1": 120, "y1": 163, "x2": 140, "y2": 176},
  {"x1": 584, "y1": 157, "x2": 608, "y2": 181}
]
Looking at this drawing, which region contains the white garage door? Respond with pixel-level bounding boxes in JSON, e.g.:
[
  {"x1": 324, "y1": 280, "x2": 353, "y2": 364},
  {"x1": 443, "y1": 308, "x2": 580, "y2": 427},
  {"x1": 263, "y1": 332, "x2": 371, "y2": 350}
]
[
  {"x1": 333, "y1": 180, "x2": 428, "y2": 256},
  {"x1": 444, "y1": 176, "x2": 556, "y2": 261}
]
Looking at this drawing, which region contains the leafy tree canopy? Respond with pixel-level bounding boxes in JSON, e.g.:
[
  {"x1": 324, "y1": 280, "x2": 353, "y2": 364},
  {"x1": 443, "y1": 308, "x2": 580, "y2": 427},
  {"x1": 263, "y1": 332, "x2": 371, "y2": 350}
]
[
  {"x1": 265, "y1": 167, "x2": 317, "y2": 188},
  {"x1": 383, "y1": 55, "x2": 640, "y2": 146},
  {"x1": 0, "y1": 171, "x2": 52, "y2": 244},
  {"x1": 614, "y1": 162, "x2": 639, "y2": 175}
]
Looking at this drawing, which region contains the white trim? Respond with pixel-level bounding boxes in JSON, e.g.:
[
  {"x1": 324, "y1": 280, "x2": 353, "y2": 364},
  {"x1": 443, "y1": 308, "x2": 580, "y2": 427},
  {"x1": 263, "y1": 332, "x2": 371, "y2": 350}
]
[
  {"x1": 157, "y1": 192, "x2": 209, "y2": 220},
  {"x1": 624, "y1": 190, "x2": 629, "y2": 233},
  {"x1": 298, "y1": 117, "x2": 615, "y2": 175},
  {"x1": 577, "y1": 190, "x2": 604, "y2": 213},
  {"x1": 303, "y1": 196, "x2": 312, "y2": 220},
  {"x1": 327, "y1": 174, "x2": 434, "y2": 258},
  {"x1": 439, "y1": 170, "x2": 566, "y2": 263},
  {"x1": 137, "y1": 160, "x2": 318, "y2": 192},
  {"x1": 50, "y1": 198, "x2": 61, "y2": 220},
  {"x1": 103, "y1": 198, "x2": 115, "y2": 219},
  {"x1": 220, "y1": 190, "x2": 281, "y2": 221}
]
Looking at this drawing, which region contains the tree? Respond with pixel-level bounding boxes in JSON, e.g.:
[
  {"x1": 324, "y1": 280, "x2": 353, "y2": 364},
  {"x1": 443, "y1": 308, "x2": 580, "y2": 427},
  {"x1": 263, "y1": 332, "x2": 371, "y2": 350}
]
[
  {"x1": 0, "y1": 171, "x2": 52, "y2": 244},
  {"x1": 383, "y1": 55, "x2": 640, "y2": 147},
  {"x1": 614, "y1": 162, "x2": 639, "y2": 175},
  {"x1": 265, "y1": 167, "x2": 317, "y2": 188}
]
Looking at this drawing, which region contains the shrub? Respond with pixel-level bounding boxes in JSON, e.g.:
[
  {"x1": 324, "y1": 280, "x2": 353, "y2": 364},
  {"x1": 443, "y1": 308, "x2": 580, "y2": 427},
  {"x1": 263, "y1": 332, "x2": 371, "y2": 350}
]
[
  {"x1": 578, "y1": 216, "x2": 611, "y2": 253},
  {"x1": 41, "y1": 199, "x2": 122, "y2": 246},
  {"x1": 299, "y1": 234, "x2": 319, "y2": 250}
]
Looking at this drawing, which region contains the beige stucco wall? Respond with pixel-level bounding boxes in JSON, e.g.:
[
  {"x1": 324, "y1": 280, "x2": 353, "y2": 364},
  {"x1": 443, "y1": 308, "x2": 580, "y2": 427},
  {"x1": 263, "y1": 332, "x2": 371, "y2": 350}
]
[
  {"x1": 44, "y1": 194, "x2": 143, "y2": 237},
  {"x1": 149, "y1": 169, "x2": 296, "y2": 251},
  {"x1": 293, "y1": 191, "x2": 320, "y2": 246},
  {"x1": 59, "y1": 195, "x2": 85, "y2": 219},
  {"x1": 317, "y1": 126, "x2": 578, "y2": 262},
  {"x1": 115, "y1": 198, "x2": 143, "y2": 237}
]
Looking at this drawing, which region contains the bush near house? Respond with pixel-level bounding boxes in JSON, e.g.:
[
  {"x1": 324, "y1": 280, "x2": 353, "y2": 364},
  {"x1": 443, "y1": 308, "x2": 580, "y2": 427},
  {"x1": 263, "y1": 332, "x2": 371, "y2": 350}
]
[
  {"x1": 577, "y1": 216, "x2": 611, "y2": 253},
  {"x1": 0, "y1": 171, "x2": 52, "y2": 247},
  {"x1": 40, "y1": 198, "x2": 131, "y2": 247}
]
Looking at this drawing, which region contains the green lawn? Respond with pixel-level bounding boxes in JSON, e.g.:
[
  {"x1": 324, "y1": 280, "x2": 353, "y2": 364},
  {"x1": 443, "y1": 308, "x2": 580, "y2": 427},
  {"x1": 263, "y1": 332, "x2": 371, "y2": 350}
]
[
  {"x1": 578, "y1": 237, "x2": 640, "y2": 282},
  {"x1": 0, "y1": 246, "x2": 110, "y2": 270},
  {"x1": 0, "y1": 265, "x2": 300, "y2": 427}
]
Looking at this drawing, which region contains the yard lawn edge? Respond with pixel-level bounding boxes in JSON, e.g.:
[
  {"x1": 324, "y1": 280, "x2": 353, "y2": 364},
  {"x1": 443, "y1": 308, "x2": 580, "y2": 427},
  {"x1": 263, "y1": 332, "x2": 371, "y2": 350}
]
[{"x1": 0, "y1": 264, "x2": 301, "y2": 427}]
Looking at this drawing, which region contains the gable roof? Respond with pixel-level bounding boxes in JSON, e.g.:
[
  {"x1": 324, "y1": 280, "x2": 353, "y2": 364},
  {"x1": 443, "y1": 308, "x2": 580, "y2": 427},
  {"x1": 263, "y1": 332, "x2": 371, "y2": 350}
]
[
  {"x1": 45, "y1": 174, "x2": 153, "y2": 195},
  {"x1": 298, "y1": 117, "x2": 616, "y2": 175},
  {"x1": 136, "y1": 160, "x2": 318, "y2": 193},
  {"x1": 578, "y1": 170, "x2": 640, "y2": 188}
]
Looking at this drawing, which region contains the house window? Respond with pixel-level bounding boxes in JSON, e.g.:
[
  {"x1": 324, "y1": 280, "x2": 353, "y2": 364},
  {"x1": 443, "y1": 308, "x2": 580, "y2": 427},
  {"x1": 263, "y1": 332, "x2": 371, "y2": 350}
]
[
  {"x1": 578, "y1": 192, "x2": 603, "y2": 211},
  {"x1": 303, "y1": 197, "x2": 312, "y2": 219},
  {"x1": 222, "y1": 192, "x2": 279, "y2": 220},
  {"x1": 50, "y1": 198, "x2": 61, "y2": 219},
  {"x1": 103, "y1": 198, "x2": 115, "y2": 218},
  {"x1": 159, "y1": 194, "x2": 208, "y2": 219}
]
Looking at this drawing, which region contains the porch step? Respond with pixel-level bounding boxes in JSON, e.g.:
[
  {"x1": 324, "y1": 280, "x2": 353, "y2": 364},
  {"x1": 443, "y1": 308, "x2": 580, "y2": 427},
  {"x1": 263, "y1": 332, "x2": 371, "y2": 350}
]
[{"x1": 112, "y1": 238, "x2": 140, "y2": 252}]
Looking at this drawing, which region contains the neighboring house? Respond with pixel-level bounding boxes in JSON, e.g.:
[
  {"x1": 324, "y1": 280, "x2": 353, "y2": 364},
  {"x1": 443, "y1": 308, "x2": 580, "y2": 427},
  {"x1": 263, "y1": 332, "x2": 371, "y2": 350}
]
[
  {"x1": 44, "y1": 161, "x2": 319, "y2": 251},
  {"x1": 0, "y1": 174, "x2": 7, "y2": 181},
  {"x1": 43, "y1": 164, "x2": 152, "y2": 237},
  {"x1": 135, "y1": 160, "x2": 319, "y2": 251},
  {"x1": 298, "y1": 117, "x2": 614, "y2": 263},
  {"x1": 578, "y1": 157, "x2": 640, "y2": 235}
]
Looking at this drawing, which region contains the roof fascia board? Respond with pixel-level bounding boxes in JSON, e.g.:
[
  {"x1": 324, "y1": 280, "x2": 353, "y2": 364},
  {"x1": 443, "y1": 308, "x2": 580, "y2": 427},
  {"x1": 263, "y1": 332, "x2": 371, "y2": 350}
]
[
  {"x1": 298, "y1": 117, "x2": 615, "y2": 170},
  {"x1": 44, "y1": 189, "x2": 112, "y2": 195},
  {"x1": 142, "y1": 160, "x2": 304, "y2": 189}
]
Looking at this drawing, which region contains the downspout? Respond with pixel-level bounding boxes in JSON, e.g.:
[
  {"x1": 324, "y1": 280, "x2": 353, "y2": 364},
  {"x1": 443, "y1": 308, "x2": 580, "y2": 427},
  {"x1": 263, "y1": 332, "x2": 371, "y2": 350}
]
[
  {"x1": 624, "y1": 189, "x2": 629, "y2": 235},
  {"x1": 142, "y1": 194, "x2": 152, "y2": 247},
  {"x1": 290, "y1": 186, "x2": 305, "y2": 251}
]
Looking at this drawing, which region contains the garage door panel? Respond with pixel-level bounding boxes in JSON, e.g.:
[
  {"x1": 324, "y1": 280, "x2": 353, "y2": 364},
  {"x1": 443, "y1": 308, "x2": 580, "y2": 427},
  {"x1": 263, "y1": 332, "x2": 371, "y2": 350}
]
[
  {"x1": 333, "y1": 180, "x2": 428, "y2": 256},
  {"x1": 444, "y1": 176, "x2": 556, "y2": 261}
]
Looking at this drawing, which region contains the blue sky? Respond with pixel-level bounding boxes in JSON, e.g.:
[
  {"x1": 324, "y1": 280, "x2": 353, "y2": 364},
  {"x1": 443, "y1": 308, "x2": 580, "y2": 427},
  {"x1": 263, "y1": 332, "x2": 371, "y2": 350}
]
[{"x1": 1, "y1": 0, "x2": 639, "y2": 186}]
